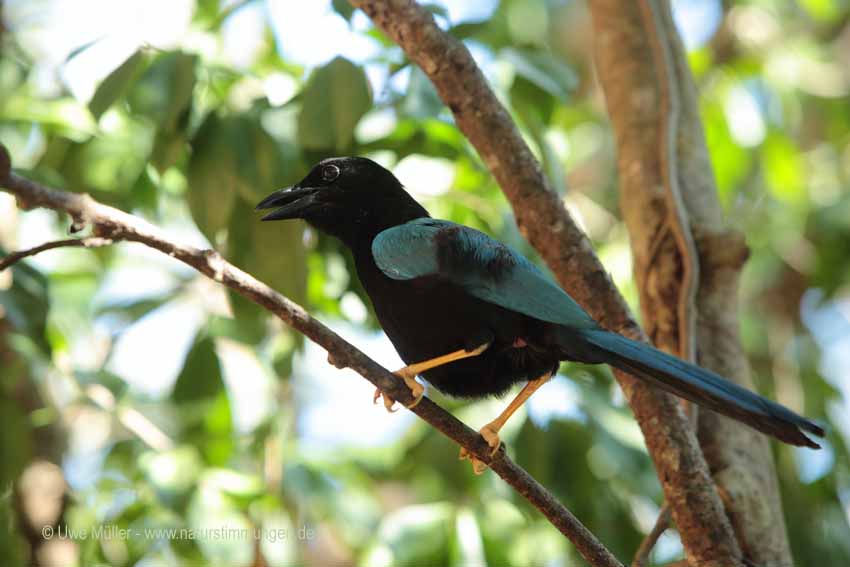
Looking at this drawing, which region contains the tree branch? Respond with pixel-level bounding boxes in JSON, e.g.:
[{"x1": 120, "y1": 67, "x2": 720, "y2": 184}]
[
  {"x1": 349, "y1": 1, "x2": 740, "y2": 564},
  {"x1": 0, "y1": 146, "x2": 623, "y2": 567},
  {"x1": 0, "y1": 237, "x2": 113, "y2": 271},
  {"x1": 589, "y1": 0, "x2": 792, "y2": 564}
]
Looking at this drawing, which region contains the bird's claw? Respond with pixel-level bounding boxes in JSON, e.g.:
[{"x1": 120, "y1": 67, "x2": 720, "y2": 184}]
[
  {"x1": 458, "y1": 448, "x2": 489, "y2": 475},
  {"x1": 372, "y1": 372, "x2": 424, "y2": 413},
  {"x1": 458, "y1": 425, "x2": 502, "y2": 475},
  {"x1": 373, "y1": 388, "x2": 399, "y2": 412}
]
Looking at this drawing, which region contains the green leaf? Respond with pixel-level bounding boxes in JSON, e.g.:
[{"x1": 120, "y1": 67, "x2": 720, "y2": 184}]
[
  {"x1": 58, "y1": 120, "x2": 154, "y2": 194},
  {"x1": 0, "y1": 256, "x2": 51, "y2": 355},
  {"x1": 205, "y1": 469, "x2": 264, "y2": 504},
  {"x1": 229, "y1": 196, "x2": 307, "y2": 301},
  {"x1": 0, "y1": 398, "x2": 31, "y2": 488},
  {"x1": 130, "y1": 166, "x2": 160, "y2": 212},
  {"x1": 399, "y1": 67, "x2": 444, "y2": 119},
  {"x1": 297, "y1": 57, "x2": 372, "y2": 151},
  {"x1": 149, "y1": 127, "x2": 188, "y2": 173},
  {"x1": 201, "y1": 392, "x2": 234, "y2": 465},
  {"x1": 188, "y1": 109, "x2": 304, "y2": 241},
  {"x1": 798, "y1": 0, "x2": 842, "y2": 22},
  {"x1": 187, "y1": 112, "x2": 239, "y2": 242},
  {"x1": 763, "y1": 132, "x2": 805, "y2": 205},
  {"x1": 172, "y1": 335, "x2": 224, "y2": 404},
  {"x1": 227, "y1": 115, "x2": 294, "y2": 202},
  {"x1": 188, "y1": 113, "x2": 306, "y2": 344},
  {"x1": 702, "y1": 99, "x2": 749, "y2": 206},
  {"x1": 88, "y1": 49, "x2": 148, "y2": 120},
  {"x1": 513, "y1": 102, "x2": 567, "y2": 194},
  {"x1": 331, "y1": 0, "x2": 355, "y2": 21},
  {"x1": 194, "y1": 0, "x2": 222, "y2": 25},
  {"x1": 369, "y1": 503, "x2": 454, "y2": 566},
  {"x1": 223, "y1": 196, "x2": 307, "y2": 345},
  {"x1": 140, "y1": 446, "x2": 204, "y2": 498},
  {"x1": 502, "y1": 48, "x2": 577, "y2": 102},
  {"x1": 127, "y1": 51, "x2": 197, "y2": 131},
  {"x1": 0, "y1": 96, "x2": 97, "y2": 139}
]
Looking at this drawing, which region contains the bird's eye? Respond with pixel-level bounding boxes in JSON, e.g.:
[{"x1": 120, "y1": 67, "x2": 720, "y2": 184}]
[{"x1": 321, "y1": 164, "x2": 340, "y2": 182}]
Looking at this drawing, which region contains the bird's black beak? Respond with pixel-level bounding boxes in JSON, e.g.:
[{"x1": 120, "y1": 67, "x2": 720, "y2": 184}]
[{"x1": 256, "y1": 186, "x2": 320, "y2": 221}]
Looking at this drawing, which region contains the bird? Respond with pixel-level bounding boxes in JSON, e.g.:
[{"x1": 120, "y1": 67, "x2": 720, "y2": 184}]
[{"x1": 256, "y1": 156, "x2": 824, "y2": 472}]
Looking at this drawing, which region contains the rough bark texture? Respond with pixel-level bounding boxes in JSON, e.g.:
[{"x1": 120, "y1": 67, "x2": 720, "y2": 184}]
[
  {"x1": 588, "y1": 0, "x2": 792, "y2": 565},
  {"x1": 349, "y1": 1, "x2": 745, "y2": 565}
]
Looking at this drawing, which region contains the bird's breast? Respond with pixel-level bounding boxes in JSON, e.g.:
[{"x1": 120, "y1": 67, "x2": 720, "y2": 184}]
[{"x1": 356, "y1": 261, "x2": 560, "y2": 398}]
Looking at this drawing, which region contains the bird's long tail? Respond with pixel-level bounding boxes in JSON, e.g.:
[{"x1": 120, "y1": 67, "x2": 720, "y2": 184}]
[{"x1": 572, "y1": 328, "x2": 825, "y2": 448}]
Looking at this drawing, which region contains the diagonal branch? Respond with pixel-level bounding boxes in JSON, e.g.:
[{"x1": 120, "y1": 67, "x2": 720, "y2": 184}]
[
  {"x1": 348, "y1": 1, "x2": 742, "y2": 564},
  {"x1": 0, "y1": 147, "x2": 623, "y2": 567}
]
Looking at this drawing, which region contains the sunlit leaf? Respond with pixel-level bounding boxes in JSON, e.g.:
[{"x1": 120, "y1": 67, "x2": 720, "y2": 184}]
[
  {"x1": 702, "y1": 99, "x2": 749, "y2": 206},
  {"x1": 89, "y1": 49, "x2": 148, "y2": 120},
  {"x1": 227, "y1": 114, "x2": 297, "y2": 202},
  {"x1": 0, "y1": 398, "x2": 31, "y2": 489},
  {"x1": 224, "y1": 196, "x2": 307, "y2": 346},
  {"x1": 187, "y1": 112, "x2": 239, "y2": 242},
  {"x1": 502, "y1": 48, "x2": 577, "y2": 102},
  {"x1": 0, "y1": 96, "x2": 96, "y2": 139},
  {"x1": 368, "y1": 503, "x2": 454, "y2": 566},
  {"x1": 399, "y1": 67, "x2": 444, "y2": 119},
  {"x1": 763, "y1": 132, "x2": 805, "y2": 205},
  {"x1": 297, "y1": 56, "x2": 372, "y2": 151},
  {"x1": 0, "y1": 256, "x2": 51, "y2": 354},
  {"x1": 173, "y1": 335, "x2": 224, "y2": 404},
  {"x1": 331, "y1": 0, "x2": 355, "y2": 21},
  {"x1": 58, "y1": 119, "x2": 154, "y2": 194},
  {"x1": 140, "y1": 445, "x2": 204, "y2": 499},
  {"x1": 128, "y1": 51, "x2": 197, "y2": 131}
]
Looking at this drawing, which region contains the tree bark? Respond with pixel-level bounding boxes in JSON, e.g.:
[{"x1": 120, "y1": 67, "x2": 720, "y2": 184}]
[{"x1": 588, "y1": 0, "x2": 793, "y2": 565}]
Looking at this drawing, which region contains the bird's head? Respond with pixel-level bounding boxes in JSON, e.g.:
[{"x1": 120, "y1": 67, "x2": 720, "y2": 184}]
[{"x1": 256, "y1": 157, "x2": 428, "y2": 244}]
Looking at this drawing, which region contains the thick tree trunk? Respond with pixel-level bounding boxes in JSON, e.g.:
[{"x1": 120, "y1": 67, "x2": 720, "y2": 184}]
[{"x1": 588, "y1": 1, "x2": 793, "y2": 565}]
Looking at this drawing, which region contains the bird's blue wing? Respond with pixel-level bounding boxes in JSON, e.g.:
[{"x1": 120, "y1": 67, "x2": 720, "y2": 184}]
[{"x1": 372, "y1": 218, "x2": 596, "y2": 328}]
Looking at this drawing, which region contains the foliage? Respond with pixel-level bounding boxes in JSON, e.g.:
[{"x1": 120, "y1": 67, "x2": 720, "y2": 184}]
[{"x1": 0, "y1": 0, "x2": 848, "y2": 565}]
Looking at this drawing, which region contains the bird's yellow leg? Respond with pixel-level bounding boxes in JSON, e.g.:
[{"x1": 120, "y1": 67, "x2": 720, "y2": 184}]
[
  {"x1": 460, "y1": 371, "x2": 554, "y2": 474},
  {"x1": 374, "y1": 342, "x2": 491, "y2": 412}
]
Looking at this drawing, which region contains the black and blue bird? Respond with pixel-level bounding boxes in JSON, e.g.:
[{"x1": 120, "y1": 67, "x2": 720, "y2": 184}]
[{"x1": 257, "y1": 157, "x2": 823, "y2": 470}]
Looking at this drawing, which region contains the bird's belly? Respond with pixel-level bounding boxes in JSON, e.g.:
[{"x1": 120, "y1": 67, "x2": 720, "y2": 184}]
[{"x1": 369, "y1": 276, "x2": 560, "y2": 398}]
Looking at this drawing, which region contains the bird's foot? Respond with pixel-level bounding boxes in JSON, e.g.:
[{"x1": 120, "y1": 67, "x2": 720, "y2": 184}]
[
  {"x1": 372, "y1": 370, "x2": 424, "y2": 413},
  {"x1": 458, "y1": 424, "x2": 502, "y2": 475},
  {"x1": 479, "y1": 424, "x2": 502, "y2": 455}
]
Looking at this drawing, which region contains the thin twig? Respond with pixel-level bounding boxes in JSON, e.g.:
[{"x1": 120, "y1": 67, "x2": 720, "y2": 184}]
[
  {"x1": 0, "y1": 237, "x2": 113, "y2": 271},
  {"x1": 632, "y1": 504, "x2": 671, "y2": 567},
  {"x1": 0, "y1": 156, "x2": 623, "y2": 567}
]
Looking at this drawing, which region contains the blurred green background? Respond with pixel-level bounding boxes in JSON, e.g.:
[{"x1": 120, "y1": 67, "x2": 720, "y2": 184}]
[{"x1": 1, "y1": 0, "x2": 848, "y2": 565}]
